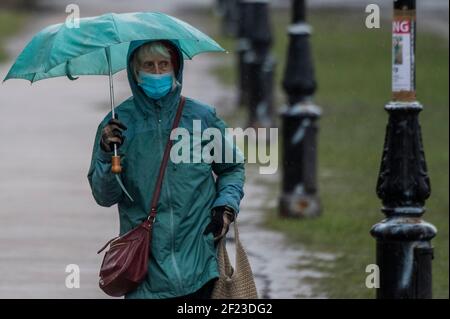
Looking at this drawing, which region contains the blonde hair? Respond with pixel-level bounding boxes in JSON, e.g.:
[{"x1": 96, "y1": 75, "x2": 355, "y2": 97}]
[{"x1": 132, "y1": 41, "x2": 171, "y2": 83}]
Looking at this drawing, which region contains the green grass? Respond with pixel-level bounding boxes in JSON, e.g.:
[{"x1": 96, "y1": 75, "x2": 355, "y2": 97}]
[
  {"x1": 0, "y1": 10, "x2": 26, "y2": 62},
  {"x1": 201, "y1": 8, "x2": 449, "y2": 298}
]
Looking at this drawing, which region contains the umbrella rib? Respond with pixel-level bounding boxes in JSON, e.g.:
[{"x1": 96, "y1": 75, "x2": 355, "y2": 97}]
[
  {"x1": 109, "y1": 13, "x2": 122, "y2": 43},
  {"x1": 45, "y1": 22, "x2": 66, "y2": 74}
]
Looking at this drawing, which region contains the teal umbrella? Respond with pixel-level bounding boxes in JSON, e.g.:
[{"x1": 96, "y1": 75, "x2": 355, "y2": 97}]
[
  {"x1": 4, "y1": 12, "x2": 225, "y2": 82},
  {"x1": 3, "y1": 11, "x2": 226, "y2": 202}
]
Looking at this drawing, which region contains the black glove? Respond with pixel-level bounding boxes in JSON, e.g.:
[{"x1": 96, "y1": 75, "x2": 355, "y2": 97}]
[
  {"x1": 100, "y1": 115, "x2": 128, "y2": 153},
  {"x1": 203, "y1": 206, "x2": 236, "y2": 241}
]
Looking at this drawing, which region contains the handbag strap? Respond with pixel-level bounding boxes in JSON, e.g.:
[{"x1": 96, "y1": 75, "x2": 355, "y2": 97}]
[
  {"x1": 147, "y1": 96, "x2": 186, "y2": 222},
  {"x1": 216, "y1": 220, "x2": 245, "y2": 276}
]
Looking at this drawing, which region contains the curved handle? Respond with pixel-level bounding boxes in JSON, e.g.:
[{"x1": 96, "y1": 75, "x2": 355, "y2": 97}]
[{"x1": 111, "y1": 155, "x2": 122, "y2": 174}]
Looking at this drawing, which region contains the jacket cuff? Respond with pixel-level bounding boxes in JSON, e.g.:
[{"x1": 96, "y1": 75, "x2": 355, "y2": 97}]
[{"x1": 212, "y1": 199, "x2": 239, "y2": 215}]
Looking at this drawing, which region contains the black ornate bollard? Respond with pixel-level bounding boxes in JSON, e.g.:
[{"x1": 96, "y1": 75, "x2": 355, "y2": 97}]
[
  {"x1": 279, "y1": 0, "x2": 321, "y2": 218},
  {"x1": 371, "y1": 0, "x2": 437, "y2": 299},
  {"x1": 218, "y1": 0, "x2": 240, "y2": 37},
  {"x1": 215, "y1": 0, "x2": 225, "y2": 14},
  {"x1": 245, "y1": 0, "x2": 275, "y2": 129},
  {"x1": 236, "y1": 0, "x2": 252, "y2": 107}
]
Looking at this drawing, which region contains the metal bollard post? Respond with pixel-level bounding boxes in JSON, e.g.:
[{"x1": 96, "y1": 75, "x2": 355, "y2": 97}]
[
  {"x1": 370, "y1": 0, "x2": 437, "y2": 299},
  {"x1": 245, "y1": 0, "x2": 275, "y2": 129},
  {"x1": 220, "y1": 0, "x2": 240, "y2": 37},
  {"x1": 236, "y1": 0, "x2": 252, "y2": 107},
  {"x1": 279, "y1": 0, "x2": 321, "y2": 218},
  {"x1": 214, "y1": 0, "x2": 225, "y2": 17}
]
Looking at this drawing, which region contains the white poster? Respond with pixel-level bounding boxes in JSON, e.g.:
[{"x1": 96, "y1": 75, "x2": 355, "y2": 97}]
[{"x1": 392, "y1": 19, "x2": 414, "y2": 92}]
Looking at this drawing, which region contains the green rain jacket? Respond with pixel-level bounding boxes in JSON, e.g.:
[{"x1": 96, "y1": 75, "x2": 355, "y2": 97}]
[{"x1": 87, "y1": 40, "x2": 246, "y2": 299}]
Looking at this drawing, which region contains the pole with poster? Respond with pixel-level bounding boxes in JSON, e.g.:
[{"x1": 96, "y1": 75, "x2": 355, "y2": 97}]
[{"x1": 371, "y1": 0, "x2": 437, "y2": 299}]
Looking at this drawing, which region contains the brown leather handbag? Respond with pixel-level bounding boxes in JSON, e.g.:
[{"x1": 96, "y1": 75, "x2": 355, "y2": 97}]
[{"x1": 96, "y1": 96, "x2": 186, "y2": 297}]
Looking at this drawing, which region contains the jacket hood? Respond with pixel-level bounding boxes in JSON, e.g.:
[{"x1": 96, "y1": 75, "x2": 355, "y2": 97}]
[{"x1": 126, "y1": 40, "x2": 184, "y2": 118}]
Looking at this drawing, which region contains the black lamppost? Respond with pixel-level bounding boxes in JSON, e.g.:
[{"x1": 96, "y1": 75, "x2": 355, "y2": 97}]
[
  {"x1": 217, "y1": 0, "x2": 240, "y2": 37},
  {"x1": 236, "y1": 0, "x2": 252, "y2": 107},
  {"x1": 371, "y1": 0, "x2": 437, "y2": 299},
  {"x1": 244, "y1": 0, "x2": 275, "y2": 129},
  {"x1": 279, "y1": 0, "x2": 321, "y2": 218}
]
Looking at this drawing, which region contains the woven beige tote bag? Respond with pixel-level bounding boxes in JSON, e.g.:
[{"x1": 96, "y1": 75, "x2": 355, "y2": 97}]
[{"x1": 211, "y1": 220, "x2": 258, "y2": 299}]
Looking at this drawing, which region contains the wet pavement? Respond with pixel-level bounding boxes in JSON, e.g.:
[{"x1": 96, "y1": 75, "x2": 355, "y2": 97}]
[{"x1": 228, "y1": 165, "x2": 336, "y2": 298}]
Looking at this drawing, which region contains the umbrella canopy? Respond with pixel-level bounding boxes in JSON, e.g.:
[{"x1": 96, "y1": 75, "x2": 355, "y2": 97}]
[{"x1": 4, "y1": 11, "x2": 225, "y2": 82}]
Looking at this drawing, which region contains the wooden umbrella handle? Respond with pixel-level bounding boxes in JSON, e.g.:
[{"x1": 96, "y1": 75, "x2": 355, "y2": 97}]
[{"x1": 111, "y1": 155, "x2": 122, "y2": 174}]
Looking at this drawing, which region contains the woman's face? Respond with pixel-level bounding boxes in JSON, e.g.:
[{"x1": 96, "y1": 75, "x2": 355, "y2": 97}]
[{"x1": 139, "y1": 52, "x2": 173, "y2": 74}]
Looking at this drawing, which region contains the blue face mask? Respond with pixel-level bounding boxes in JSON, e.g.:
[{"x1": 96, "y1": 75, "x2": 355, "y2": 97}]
[{"x1": 138, "y1": 71, "x2": 173, "y2": 100}]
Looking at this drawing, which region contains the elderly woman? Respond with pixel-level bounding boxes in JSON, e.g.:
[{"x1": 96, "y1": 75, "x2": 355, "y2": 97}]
[{"x1": 87, "y1": 39, "x2": 245, "y2": 299}]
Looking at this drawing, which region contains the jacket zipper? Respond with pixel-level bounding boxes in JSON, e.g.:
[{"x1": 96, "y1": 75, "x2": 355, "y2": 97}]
[{"x1": 156, "y1": 106, "x2": 183, "y2": 293}]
